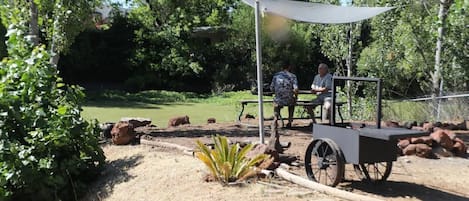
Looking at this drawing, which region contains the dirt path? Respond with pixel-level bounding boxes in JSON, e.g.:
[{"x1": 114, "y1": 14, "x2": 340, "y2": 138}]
[
  {"x1": 138, "y1": 122, "x2": 469, "y2": 201},
  {"x1": 83, "y1": 144, "x2": 335, "y2": 201}
]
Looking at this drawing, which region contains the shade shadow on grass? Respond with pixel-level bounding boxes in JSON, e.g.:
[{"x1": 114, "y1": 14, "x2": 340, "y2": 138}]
[
  {"x1": 86, "y1": 90, "x2": 205, "y2": 105},
  {"x1": 138, "y1": 122, "x2": 313, "y2": 139},
  {"x1": 143, "y1": 126, "x2": 263, "y2": 138},
  {"x1": 342, "y1": 180, "x2": 469, "y2": 201},
  {"x1": 84, "y1": 100, "x2": 195, "y2": 109},
  {"x1": 84, "y1": 154, "x2": 143, "y2": 201}
]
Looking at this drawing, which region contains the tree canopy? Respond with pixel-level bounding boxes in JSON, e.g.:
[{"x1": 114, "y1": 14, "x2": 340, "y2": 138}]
[{"x1": 25, "y1": 0, "x2": 469, "y2": 96}]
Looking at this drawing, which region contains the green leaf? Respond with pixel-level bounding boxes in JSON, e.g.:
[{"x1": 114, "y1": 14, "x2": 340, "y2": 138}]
[{"x1": 57, "y1": 106, "x2": 67, "y2": 115}]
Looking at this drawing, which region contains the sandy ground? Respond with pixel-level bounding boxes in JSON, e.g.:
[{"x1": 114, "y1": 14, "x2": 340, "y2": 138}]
[
  {"x1": 83, "y1": 144, "x2": 336, "y2": 201},
  {"x1": 84, "y1": 120, "x2": 469, "y2": 201}
]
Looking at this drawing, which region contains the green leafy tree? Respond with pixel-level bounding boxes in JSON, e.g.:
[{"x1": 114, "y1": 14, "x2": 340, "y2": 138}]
[
  {"x1": 356, "y1": 0, "x2": 468, "y2": 98},
  {"x1": 221, "y1": 4, "x2": 323, "y2": 90},
  {"x1": 0, "y1": 22, "x2": 105, "y2": 201},
  {"x1": 125, "y1": 0, "x2": 236, "y2": 91},
  {"x1": 0, "y1": 1, "x2": 105, "y2": 200},
  {"x1": 0, "y1": 0, "x2": 102, "y2": 66}
]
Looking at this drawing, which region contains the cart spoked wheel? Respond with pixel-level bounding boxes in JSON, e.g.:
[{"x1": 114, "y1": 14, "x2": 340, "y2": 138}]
[
  {"x1": 353, "y1": 162, "x2": 392, "y2": 183},
  {"x1": 305, "y1": 138, "x2": 345, "y2": 187}
]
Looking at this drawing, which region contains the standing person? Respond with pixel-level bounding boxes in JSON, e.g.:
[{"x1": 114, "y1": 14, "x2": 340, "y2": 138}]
[
  {"x1": 270, "y1": 60, "x2": 299, "y2": 128},
  {"x1": 308, "y1": 63, "x2": 333, "y2": 122}
]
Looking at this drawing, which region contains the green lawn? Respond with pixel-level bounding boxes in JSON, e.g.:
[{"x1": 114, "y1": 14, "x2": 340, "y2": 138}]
[
  {"x1": 82, "y1": 90, "x2": 317, "y2": 127},
  {"x1": 82, "y1": 90, "x2": 464, "y2": 126}
]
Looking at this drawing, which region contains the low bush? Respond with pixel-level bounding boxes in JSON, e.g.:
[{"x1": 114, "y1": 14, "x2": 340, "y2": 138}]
[{"x1": 195, "y1": 135, "x2": 271, "y2": 184}]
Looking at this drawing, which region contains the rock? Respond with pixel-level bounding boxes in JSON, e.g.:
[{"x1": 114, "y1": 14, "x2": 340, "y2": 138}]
[
  {"x1": 415, "y1": 144, "x2": 432, "y2": 158},
  {"x1": 410, "y1": 136, "x2": 433, "y2": 146},
  {"x1": 441, "y1": 123, "x2": 458, "y2": 130},
  {"x1": 410, "y1": 137, "x2": 424, "y2": 144},
  {"x1": 120, "y1": 117, "x2": 151, "y2": 128},
  {"x1": 111, "y1": 121, "x2": 135, "y2": 145},
  {"x1": 403, "y1": 121, "x2": 418, "y2": 129},
  {"x1": 398, "y1": 139, "x2": 411, "y2": 149},
  {"x1": 207, "y1": 118, "x2": 216, "y2": 124},
  {"x1": 411, "y1": 126, "x2": 425, "y2": 131},
  {"x1": 433, "y1": 146, "x2": 453, "y2": 158},
  {"x1": 99, "y1": 122, "x2": 115, "y2": 138},
  {"x1": 455, "y1": 120, "x2": 468, "y2": 130},
  {"x1": 402, "y1": 144, "x2": 417, "y2": 156},
  {"x1": 244, "y1": 114, "x2": 255, "y2": 119},
  {"x1": 434, "y1": 121, "x2": 443, "y2": 128},
  {"x1": 452, "y1": 138, "x2": 467, "y2": 156},
  {"x1": 402, "y1": 144, "x2": 432, "y2": 158},
  {"x1": 430, "y1": 130, "x2": 454, "y2": 150},
  {"x1": 385, "y1": 121, "x2": 400, "y2": 128},
  {"x1": 168, "y1": 115, "x2": 190, "y2": 127},
  {"x1": 246, "y1": 144, "x2": 279, "y2": 169},
  {"x1": 423, "y1": 122, "x2": 434, "y2": 132}
]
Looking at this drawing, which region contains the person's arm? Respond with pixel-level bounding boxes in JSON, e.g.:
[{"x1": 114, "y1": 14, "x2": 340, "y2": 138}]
[
  {"x1": 311, "y1": 75, "x2": 319, "y2": 93},
  {"x1": 292, "y1": 75, "x2": 299, "y2": 98},
  {"x1": 313, "y1": 87, "x2": 328, "y2": 93},
  {"x1": 270, "y1": 76, "x2": 276, "y2": 93},
  {"x1": 324, "y1": 74, "x2": 333, "y2": 92}
]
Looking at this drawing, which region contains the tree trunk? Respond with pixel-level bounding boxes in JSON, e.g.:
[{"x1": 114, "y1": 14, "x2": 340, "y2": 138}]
[
  {"x1": 346, "y1": 23, "x2": 353, "y2": 118},
  {"x1": 49, "y1": 7, "x2": 62, "y2": 67},
  {"x1": 50, "y1": 51, "x2": 60, "y2": 67},
  {"x1": 432, "y1": 0, "x2": 453, "y2": 117},
  {"x1": 28, "y1": 0, "x2": 39, "y2": 45},
  {"x1": 269, "y1": 116, "x2": 282, "y2": 153}
]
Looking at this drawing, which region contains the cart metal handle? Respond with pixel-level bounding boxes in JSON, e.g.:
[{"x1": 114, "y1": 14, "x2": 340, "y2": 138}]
[{"x1": 330, "y1": 76, "x2": 382, "y2": 129}]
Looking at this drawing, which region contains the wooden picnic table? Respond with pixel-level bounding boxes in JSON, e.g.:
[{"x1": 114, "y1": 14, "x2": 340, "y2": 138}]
[{"x1": 238, "y1": 98, "x2": 345, "y2": 123}]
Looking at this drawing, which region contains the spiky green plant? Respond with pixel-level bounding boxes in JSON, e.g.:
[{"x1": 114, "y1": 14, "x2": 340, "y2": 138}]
[{"x1": 195, "y1": 135, "x2": 271, "y2": 184}]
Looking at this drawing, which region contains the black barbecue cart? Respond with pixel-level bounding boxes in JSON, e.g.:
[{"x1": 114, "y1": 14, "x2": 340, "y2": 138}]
[{"x1": 305, "y1": 76, "x2": 428, "y2": 187}]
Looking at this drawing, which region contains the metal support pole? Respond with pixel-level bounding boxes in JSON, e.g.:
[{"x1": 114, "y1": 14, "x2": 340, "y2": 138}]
[
  {"x1": 377, "y1": 79, "x2": 382, "y2": 129},
  {"x1": 347, "y1": 23, "x2": 353, "y2": 119},
  {"x1": 331, "y1": 77, "x2": 336, "y2": 126},
  {"x1": 437, "y1": 79, "x2": 444, "y2": 121},
  {"x1": 255, "y1": 0, "x2": 265, "y2": 144}
]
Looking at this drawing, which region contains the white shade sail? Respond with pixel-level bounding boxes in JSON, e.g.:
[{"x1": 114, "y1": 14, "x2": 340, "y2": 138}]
[{"x1": 242, "y1": 0, "x2": 393, "y2": 24}]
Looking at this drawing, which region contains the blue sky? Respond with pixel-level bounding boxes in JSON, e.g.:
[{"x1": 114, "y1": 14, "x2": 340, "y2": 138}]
[
  {"x1": 340, "y1": 0, "x2": 353, "y2": 6},
  {"x1": 109, "y1": 0, "x2": 131, "y2": 8}
]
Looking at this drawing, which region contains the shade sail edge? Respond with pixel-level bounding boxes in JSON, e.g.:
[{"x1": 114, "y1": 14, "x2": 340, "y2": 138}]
[{"x1": 241, "y1": 0, "x2": 394, "y2": 24}]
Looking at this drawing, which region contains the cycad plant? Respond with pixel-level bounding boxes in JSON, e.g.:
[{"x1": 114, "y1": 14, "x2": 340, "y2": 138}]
[{"x1": 195, "y1": 135, "x2": 272, "y2": 184}]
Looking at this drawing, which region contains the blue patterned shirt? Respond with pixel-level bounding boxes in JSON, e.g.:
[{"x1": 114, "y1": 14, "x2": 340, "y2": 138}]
[{"x1": 270, "y1": 70, "x2": 298, "y2": 106}]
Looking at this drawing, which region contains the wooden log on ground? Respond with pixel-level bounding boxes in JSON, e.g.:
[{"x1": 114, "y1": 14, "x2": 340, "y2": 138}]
[
  {"x1": 140, "y1": 139, "x2": 194, "y2": 156},
  {"x1": 275, "y1": 167, "x2": 384, "y2": 201}
]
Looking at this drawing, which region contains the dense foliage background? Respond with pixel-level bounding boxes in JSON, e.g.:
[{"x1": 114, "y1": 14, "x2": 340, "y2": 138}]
[{"x1": 54, "y1": 0, "x2": 468, "y2": 98}]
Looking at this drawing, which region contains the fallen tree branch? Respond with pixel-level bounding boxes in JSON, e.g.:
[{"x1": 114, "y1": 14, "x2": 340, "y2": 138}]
[
  {"x1": 140, "y1": 139, "x2": 194, "y2": 156},
  {"x1": 275, "y1": 167, "x2": 384, "y2": 201}
]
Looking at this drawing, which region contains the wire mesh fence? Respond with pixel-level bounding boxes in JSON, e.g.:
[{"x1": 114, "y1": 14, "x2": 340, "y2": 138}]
[
  {"x1": 385, "y1": 93, "x2": 469, "y2": 122},
  {"x1": 341, "y1": 91, "x2": 469, "y2": 123}
]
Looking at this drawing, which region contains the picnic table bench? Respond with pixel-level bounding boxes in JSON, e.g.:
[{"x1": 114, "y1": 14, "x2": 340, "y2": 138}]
[{"x1": 238, "y1": 99, "x2": 345, "y2": 123}]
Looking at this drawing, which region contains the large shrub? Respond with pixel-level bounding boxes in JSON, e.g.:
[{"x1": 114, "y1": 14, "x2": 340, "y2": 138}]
[{"x1": 0, "y1": 24, "x2": 105, "y2": 200}]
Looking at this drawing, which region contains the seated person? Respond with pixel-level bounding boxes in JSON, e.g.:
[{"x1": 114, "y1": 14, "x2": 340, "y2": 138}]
[
  {"x1": 307, "y1": 63, "x2": 333, "y2": 122},
  {"x1": 270, "y1": 60, "x2": 298, "y2": 128}
]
